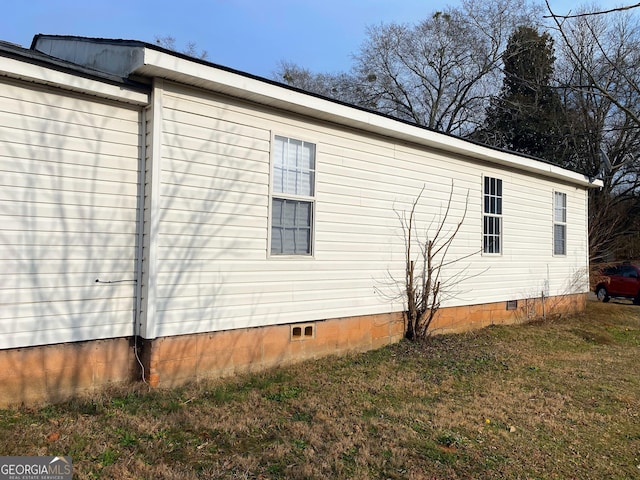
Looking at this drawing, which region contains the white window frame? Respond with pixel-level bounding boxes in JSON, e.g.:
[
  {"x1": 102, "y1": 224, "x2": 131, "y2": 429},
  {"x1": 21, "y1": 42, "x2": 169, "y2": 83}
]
[
  {"x1": 269, "y1": 134, "x2": 316, "y2": 257},
  {"x1": 482, "y1": 176, "x2": 503, "y2": 255},
  {"x1": 553, "y1": 191, "x2": 567, "y2": 256}
]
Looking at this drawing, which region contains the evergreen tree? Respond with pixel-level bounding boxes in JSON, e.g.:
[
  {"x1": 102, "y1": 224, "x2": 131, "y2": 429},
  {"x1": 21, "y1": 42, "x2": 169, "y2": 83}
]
[{"x1": 475, "y1": 26, "x2": 570, "y2": 162}]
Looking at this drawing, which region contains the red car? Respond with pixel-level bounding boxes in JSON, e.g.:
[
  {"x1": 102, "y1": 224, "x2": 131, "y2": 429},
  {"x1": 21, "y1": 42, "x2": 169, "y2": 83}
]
[{"x1": 594, "y1": 263, "x2": 640, "y2": 304}]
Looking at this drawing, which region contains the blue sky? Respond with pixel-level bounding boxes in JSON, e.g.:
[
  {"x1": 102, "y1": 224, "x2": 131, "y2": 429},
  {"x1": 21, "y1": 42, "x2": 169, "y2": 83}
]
[{"x1": 1, "y1": 0, "x2": 627, "y2": 78}]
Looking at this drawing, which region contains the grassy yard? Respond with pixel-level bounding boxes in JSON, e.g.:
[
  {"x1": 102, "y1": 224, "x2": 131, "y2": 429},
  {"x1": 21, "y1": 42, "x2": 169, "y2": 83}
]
[{"x1": 1, "y1": 299, "x2": 640, "y2": 479}]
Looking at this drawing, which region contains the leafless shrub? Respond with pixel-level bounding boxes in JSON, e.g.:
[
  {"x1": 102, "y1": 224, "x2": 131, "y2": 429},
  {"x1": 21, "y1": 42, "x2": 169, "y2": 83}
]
[{"x1": 378, "y1": 181, "x2": 481, "y2": 340}]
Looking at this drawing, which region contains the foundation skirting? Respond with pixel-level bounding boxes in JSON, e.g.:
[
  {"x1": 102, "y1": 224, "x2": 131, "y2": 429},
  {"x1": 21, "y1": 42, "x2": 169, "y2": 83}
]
[
  {"x1": 0, "y1": 293, "x2": 586, "y2": 407},
  {"x1": 0, "y1": 337, "x2": 138, "y2": 407}
]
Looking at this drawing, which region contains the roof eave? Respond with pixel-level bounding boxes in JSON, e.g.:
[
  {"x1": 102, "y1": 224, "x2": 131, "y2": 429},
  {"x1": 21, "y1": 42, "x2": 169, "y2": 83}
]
[
  {"x1": 0, "y1": 49, "x2": 149, "y2": 106},
  {"x1": 137, "y1": 47, "x2": 601, "y2": 188}
]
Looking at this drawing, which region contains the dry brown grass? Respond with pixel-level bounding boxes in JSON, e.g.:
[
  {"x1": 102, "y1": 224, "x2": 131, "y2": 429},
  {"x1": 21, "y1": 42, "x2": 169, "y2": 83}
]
[{"x1": 2, "y1": 299, "x2": 640, "y2": 479}]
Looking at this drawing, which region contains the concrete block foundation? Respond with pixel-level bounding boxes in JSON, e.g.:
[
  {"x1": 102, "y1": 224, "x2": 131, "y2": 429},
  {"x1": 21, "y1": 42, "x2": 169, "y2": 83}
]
[{"x1": 0, "y1": 293, "x2": 586, "y2": 407}]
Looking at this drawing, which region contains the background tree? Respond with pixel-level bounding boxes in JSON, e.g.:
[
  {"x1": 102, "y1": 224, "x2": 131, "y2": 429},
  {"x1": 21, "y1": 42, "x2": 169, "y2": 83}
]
[
  {"x1": 351, "y1": 0, "x2": 541, "y2": 135},
  {"x1": 274, "y1": 0, "x2": 540, "y2": 136},
  {"x1": 272, "y1": 61, "x2": 375, "y2": 107},
  {"x1": 474, "y1": 26, "x2": 570, "y2": 162},
  {"x1": 549, "y1": 5, "x2": 640, "y2": 261},
  {"x1": 154, "y1": 35, "x2": 209, "y2": 60}
]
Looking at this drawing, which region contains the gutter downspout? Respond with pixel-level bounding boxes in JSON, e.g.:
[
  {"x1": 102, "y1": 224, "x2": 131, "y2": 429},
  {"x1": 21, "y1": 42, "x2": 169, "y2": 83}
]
[
  {"x1": 138, "y1": 78, "x2": 165, "y2": 387},
  {"x1": 134, "y1": 105, "x2": 148, "y2": 382}
]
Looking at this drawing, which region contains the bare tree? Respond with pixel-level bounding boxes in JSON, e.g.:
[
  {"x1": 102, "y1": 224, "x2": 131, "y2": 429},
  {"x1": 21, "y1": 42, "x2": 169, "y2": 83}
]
[
  {"x1": 272, "y1": 61, "x2": 373, "y2": 106},
  {"x1": 545, "y1": 3, "x2": 640, "y2": 19},
  {"x1": 154, "y1": 35, "x2": 209, "y2": 60},
  {"x1": 272, "y1": 0, "x2": 540, "y2": 136},
  {"x1": 352, "y1": 0, "x2": 542, "y2": 135},
  {"x1": 549, "y1": 4, "x2": 640, "y2": 261},
  {"x1": 379, "y1": 182, "x2": 478, "y2": 340},
  {"x1": 549, "y1": 3, "x2": 640, "y2": 129}
]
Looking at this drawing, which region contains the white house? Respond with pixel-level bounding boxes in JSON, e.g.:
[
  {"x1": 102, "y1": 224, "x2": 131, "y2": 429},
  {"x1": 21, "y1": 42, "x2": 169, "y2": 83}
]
[{"x1": 0, "y1": 35, "x2": 600, "y2": 405}]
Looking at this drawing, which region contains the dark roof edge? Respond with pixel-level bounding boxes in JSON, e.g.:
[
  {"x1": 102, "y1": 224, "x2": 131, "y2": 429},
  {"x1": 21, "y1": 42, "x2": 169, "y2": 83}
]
[
  {"x1": 29, "y1": 34, "x2": 147, "y2": 50},
  {"x1": 2, "y1": 36, "x2": 149, "y2": 93}
]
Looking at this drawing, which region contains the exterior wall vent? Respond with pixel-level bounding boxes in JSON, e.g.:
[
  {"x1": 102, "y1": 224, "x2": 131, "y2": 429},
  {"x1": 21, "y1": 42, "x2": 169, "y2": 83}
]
[{"x1": 291, "y1": 323, "x2": 315, "y2": 341}]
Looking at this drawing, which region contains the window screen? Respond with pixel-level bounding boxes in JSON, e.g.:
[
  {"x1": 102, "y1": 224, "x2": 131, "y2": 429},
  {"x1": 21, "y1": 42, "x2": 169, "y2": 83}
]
[{"x1": 271, "y1": 136, "x2": 316, "y2": 255}]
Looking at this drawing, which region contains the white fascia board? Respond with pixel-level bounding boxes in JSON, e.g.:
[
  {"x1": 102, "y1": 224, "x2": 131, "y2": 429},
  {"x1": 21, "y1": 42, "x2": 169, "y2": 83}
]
[
  {"x1": 0, "y1": 55, "x2": 149, "y2": 106},
  {"x1": 138, "y1": 49, "x2": 602, "y2": 189}
]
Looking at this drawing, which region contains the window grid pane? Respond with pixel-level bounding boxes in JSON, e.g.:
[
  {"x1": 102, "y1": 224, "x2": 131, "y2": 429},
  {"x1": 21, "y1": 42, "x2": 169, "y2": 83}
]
[
  {"x1": 553, "y1": 192, "x2": 567, "y2": 255},
  {"x1": 272, "y1": 136, "x2": 316, "y2": 256},
  {"x1": 271, "y1": 199, "x2": 312, "y2": 255},
  {"x1": 554, "y1": 224, "x2": 566, "y2": 255},
  {"x1": 483, "y1": 177, "x2": 502, "y2": 254},
  {"x1": 554, "y1": 192, "x2": 566, "y2": 222},
  {"x1": 274, "y1": 136, "x2": 316, "y2": 196}
]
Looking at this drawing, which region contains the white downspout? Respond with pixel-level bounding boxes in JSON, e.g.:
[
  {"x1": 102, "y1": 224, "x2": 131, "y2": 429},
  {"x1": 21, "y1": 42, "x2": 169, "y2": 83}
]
[
  {"x1": 134, "y1": 107, "x2": 147, "y2": 338},
  {"x1": 140, "y1": 78, "x2": 164, "y2": 341},
  {"x1": 133, "y1": 105, "x2": 149, "y2": 383}
]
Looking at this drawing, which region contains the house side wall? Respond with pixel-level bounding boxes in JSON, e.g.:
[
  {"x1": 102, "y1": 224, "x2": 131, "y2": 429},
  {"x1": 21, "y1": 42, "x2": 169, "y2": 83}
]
[
  {"x1": 0, "y1": 69, "x2": 591, "y2": 406},
  {"x1": 151, "y1": 81, "x2": 589, "y2": 338},
  {"x1": 0, "y1": 77, "x2": 143, "y2": 349}
]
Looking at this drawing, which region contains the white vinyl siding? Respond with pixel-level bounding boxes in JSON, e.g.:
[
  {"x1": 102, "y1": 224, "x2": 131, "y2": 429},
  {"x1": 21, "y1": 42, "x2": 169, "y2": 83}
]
[
  {"x1": 146, "y1": 81, "x2": 590, "y2": 338},
  {"x1": 554, "y1": 191, "x2": 567, "y2": 255},
  {"x1": 0, "y1": 78, "x2": 142, "y2": 349}
]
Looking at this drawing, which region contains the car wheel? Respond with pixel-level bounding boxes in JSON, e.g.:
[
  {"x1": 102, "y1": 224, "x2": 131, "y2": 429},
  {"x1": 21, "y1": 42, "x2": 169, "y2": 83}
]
[
  {"x1": 596, "y1": 286, "x2": 610, "y2": 303},
  {"x1": 634, "y1": 293, "x2": 640, "y2": 305}
]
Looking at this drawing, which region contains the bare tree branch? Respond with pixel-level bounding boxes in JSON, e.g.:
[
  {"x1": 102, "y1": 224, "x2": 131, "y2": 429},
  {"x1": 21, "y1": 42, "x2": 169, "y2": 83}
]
[{"x1": 544, "y1": 2, "x2": 640, "y2": 19}]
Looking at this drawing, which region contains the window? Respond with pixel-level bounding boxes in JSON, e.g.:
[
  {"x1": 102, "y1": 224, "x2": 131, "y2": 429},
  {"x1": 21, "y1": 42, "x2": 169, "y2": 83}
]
[
  {"x1": 271, "y1": 135, "x2": 315, "y2": 255},
  {"x1": 483, "y1": 176, "x2": 502, "y2": 254},
  {"x1": 553, "y1": 192, "x2": 567, "y2": 255},
  {"x1": 621, "y1": 265, "x2": 639, "y2": 279}
]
